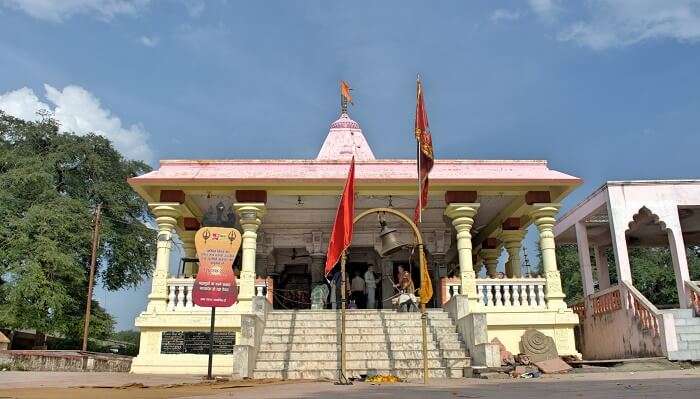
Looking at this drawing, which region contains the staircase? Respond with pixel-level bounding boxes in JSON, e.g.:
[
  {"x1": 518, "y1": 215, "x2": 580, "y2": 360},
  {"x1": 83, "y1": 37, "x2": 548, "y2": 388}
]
[
  {"x1": 253, "y1": 309, "x2": 471, "y2": 379},
  {"x1": 662, "y1": 309, "x2": 700, "y2": 361}
]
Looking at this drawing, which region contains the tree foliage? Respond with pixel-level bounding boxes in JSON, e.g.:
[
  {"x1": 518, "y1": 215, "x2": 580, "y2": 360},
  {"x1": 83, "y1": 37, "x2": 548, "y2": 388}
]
[
  {"x1": 0, "y1": 112, "x2": 155, "y2": 339},
  {"x1": 557, "y1": 243, "x2": 700, "y2": 306}
]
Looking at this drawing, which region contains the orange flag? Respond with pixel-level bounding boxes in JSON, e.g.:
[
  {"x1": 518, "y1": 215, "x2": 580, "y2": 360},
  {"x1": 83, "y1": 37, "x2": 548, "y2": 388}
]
[
  {"x1": 325, "y1": 157, "x2": 355, "y2": 276},
  {"x1": 340, "y1": 80, "x2": 353, "y2": 105}
]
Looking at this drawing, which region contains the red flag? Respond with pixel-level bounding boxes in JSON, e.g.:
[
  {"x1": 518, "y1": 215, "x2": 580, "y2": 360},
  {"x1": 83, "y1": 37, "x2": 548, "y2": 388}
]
[
  {"x1": 414, "y1": 77, "x2": 434, "y2": 223},
  {"x1": 325, "y1": 158, "x2": 355, "y2": 276}
]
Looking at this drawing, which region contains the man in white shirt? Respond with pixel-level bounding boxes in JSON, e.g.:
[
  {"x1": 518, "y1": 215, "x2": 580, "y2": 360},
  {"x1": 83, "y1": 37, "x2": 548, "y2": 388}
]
[{"x1": 350, "y1": 272, "x2": 366, "y2": 308}]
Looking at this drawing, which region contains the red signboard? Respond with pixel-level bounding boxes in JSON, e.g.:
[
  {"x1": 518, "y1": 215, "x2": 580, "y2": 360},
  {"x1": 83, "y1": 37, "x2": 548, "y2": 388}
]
[{"x1": 193, "y1": 227, "x2": 242, "y2": 308}]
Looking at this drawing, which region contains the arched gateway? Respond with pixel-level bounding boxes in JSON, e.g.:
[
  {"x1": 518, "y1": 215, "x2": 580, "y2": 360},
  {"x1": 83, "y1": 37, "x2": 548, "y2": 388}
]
[{"x1": 128, "y1": 107, "x2": 581, "y2": 377}]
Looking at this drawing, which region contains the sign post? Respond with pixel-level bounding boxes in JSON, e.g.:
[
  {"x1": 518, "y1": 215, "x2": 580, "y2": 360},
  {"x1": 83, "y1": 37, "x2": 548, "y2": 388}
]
[{"x1": 192, "y1": 227, "x2": 242, "y2": 380}]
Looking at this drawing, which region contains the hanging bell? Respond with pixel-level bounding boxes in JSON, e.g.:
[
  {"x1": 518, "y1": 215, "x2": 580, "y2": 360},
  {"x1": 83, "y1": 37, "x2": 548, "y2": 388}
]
[{"x1": 378, "y1": 220, "x2": 404, "y2": 257}]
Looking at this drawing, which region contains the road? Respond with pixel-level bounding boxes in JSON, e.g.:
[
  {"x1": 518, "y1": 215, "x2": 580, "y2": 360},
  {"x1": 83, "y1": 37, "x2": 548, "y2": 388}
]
[{"x1": 0, "y1": 369, "x2": 699, "y2": 398}]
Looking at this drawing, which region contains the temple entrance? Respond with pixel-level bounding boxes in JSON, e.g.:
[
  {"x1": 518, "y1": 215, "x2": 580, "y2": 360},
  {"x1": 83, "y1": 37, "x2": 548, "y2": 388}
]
[{"x1": 274, "y1": 264, "x2": 311, "y2": 310}]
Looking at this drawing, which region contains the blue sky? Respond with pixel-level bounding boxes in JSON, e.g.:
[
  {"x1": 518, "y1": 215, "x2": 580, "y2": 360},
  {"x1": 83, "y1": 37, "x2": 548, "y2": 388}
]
[{"x1": 1, "y1": 0, "x2": 700, "y2": 330}]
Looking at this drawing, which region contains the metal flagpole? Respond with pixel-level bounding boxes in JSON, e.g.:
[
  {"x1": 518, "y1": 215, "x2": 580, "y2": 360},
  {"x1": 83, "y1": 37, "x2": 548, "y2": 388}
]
[
  {"x1": 336, "y1": 252, "x2": 351, "y2": 385},
  {"x1": 416, "y1": 75, "x2": 422, "y2": 223},
  {"x1": 418, "y1": 245, "x2": 429, "y2": 384}
]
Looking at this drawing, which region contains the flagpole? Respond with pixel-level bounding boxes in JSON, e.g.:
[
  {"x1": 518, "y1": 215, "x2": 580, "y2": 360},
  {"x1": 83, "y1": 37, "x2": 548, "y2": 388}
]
[
  {"x1": 416, "y1": 75, "x2": 422, "y2": 223},
  {"x1": 339, "y1": 252, "x2": 351, "y2": 385}
]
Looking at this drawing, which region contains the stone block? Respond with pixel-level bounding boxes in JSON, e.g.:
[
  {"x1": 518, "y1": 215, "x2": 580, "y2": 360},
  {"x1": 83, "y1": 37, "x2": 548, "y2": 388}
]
[
  {"x1": 520, "y1": 329, "x2": 558, "y2": 363},
  {"x1": 534, "y1": 357, "x2": 572, "y2": 374},
  {"x1": 231, "y1": 346, "x2": 253, "y2": 378},
  {"x1": 471, "y1": 343, "x2": 500, "y2": 368},
  {"x1": 491, "y1": 337, "x2": 514, "y2": 365}
]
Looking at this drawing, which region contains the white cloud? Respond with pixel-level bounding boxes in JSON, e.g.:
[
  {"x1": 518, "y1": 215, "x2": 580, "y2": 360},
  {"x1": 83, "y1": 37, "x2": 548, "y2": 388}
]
[
  {"x1": 528, "y1": 0, "x2": 561, "y2": 22},
  {"x1": 139, "y1": 35, "x2": 159, "y2": 47},
  {"x1": 0, "y1": 0, "x2": 150, "y2": 22},
  {"x1": 0, "y1": 87, "x2": 49, "y2": 121},
  {"x1": 0, "y1": 85, "x2": 153, "y2": 162},
  {"x1": 491, "y1": 9, "x2": 521, "y2": 23},
  {"x1": 183, "y1": 0, "x2": 204, "y2": 18},
  {"x1": 557, "y1": 0, "x2": 700, "y2": 50}
]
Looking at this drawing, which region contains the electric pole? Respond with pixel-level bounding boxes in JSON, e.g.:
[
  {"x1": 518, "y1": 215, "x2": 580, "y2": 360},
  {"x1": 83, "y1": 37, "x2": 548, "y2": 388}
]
[{"x1": 82, "y1": 203, "x2": 102, "y2": 352}]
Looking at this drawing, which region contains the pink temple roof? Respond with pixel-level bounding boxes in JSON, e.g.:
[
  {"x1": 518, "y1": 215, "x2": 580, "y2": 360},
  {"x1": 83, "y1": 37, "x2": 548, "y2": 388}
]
[{"x1": 129, "y1": 159, "x2": 580, "y2": 186}]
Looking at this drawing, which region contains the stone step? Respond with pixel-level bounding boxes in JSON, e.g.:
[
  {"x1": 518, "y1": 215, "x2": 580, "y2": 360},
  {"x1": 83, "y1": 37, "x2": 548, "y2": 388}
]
[
  {"x1": 268, "y1": 309, "x2": 449, "y2": 314},
  {"x1": 252, "y1": 367, "x2": 465, "y2": 380},
  {"x1": 674, "y1": 325, "x2": 700, "y2": 334},
  {"x1": 266, "y1": 312, "x2": 450, "y2": 321},
  {"x1": 264, "y1": 319, "x2": 455, "y2": 328},
  {"x1": 255, "y1": 349, "x2": 468, "y2": 361},
  {"x1": 261, "y1": 333, "x2": 460, "y2": 344},
  {"x1": 262, "y1": 326, "x2": 456, "y2": 336},
  {"x1": 679, "y1": 332, "x2": 700, "y2": 342},
  {"x1": 674, "y1": 317, "x2": 700, "y2": 326},
  {"x1": 660, "y1": 309, "x2": 695, "y2": 319},
  {"x1": 259, "y1": 341, "x2": 465, "y2": 352},
  {"x1": 667, "y1": 349, "x2": 700, "y2": 361},
  {"x1": 254, "y1": 358, "x2": 469, "y2": 371}
]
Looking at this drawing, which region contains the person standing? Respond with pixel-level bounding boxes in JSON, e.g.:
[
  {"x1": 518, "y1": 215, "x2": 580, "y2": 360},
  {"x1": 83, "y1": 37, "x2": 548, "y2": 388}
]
[
  {"x1": 364, "y1": 265, "x2": 377, "y2": 309},
  {"x1": 350, "y1": 272, "x2": 366, "y2": 309}
]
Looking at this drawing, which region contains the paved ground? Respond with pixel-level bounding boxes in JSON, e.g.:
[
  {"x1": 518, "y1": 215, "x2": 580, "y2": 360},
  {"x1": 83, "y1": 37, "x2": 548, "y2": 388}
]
[{"x1": 1, "y1": 369, "x2": 699, "y2": 399}]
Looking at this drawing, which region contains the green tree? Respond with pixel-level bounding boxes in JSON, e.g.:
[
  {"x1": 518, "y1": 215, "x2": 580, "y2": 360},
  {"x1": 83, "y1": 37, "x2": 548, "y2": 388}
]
[{"x1": 0, "y1": 112, "x2": 155, "y2": 340}]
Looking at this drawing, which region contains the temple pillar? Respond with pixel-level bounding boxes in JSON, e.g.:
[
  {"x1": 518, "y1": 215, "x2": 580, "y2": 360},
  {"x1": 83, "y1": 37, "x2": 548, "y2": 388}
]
[
  {"x1": 179, "y1": 230, "x2": 197, "y2": 276},
  {"x1": 147, "y1": 203, "x2": 181, "y2": 313},
  {"x1": 530, "y1": 203, "x2": 567, "y2": 310},
  {"x1": 500, "y1": 229, "x2": 525, "y2": 278},
  {"x1": 444, "y1": 203, "x2": 480, "y2": 310},
  {"x1": 593, "y1": 245, "x2": 611, "y2": 290},
  {"x1": 480, "y1": 248, "x2": 500, "y2": 279},
  {"x1": 575, "y1": 222, "x2": 595, "y2": 297},
  {"x1": 310, "y1": 253, "x2": 326, "y2": 284},
  {"x1": 235, "y1": 203, "x2": 266, "y2": 312}
]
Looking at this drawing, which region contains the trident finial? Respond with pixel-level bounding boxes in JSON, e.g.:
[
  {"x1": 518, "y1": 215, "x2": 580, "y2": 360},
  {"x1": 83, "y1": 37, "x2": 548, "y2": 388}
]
[{"x1": 340, "y1": 80, "x2": 352, "y2": 114}]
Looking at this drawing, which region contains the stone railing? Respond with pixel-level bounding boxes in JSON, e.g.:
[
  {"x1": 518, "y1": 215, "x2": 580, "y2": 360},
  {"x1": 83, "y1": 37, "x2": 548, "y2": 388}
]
[
  {"x1": 571, "y1": 300, "x2": 586, "y2": 319},
  {"x1": 475, "y1": 277, "x2": 547, "y2": 309},
  {"x1": 686, "y1": 280, "x2": 700, "y2": 317},
  {"x1": 591, "y1": 285, "x2": 622, "y2": 316},
  {"x1": 440, "y1": 277, "x2": 462, "y2": 305},
  {"x1": 166, "y1": 277, "x2": 273, "y2": 311},
  {"x1": 621, "y1": 281, "x2": 663, "y2": 337}
]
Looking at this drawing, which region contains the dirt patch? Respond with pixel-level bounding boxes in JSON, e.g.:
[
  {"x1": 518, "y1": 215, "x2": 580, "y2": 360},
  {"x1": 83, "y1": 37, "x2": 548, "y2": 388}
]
[{"x1": 0, "y1": 378, "x2": 295, "y2": 399}]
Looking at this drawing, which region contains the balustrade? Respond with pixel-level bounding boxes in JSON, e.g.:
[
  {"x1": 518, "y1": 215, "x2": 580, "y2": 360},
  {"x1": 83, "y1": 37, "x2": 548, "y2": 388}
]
[
  {"x1": 571, "y1": 301, "x2": 586, "y2": 319},
  {"x1": 623, "y1": 283, "x2": 661, "y2": 337},
  {"x1": 165, "y1": 277, "x2": 272, "y2": 311},
  {"x1": 686, "y1": 281, "x2": 700, "y2": 317},
  {"x1": 475, "y1": 278, "x2": 547, "y2": 309},
  {"x1": 591, "y1": 286, "x2": 621, "y2": 316},
  {"x1": 441, "y1": 277, "x2": 462, "y2": 305}
]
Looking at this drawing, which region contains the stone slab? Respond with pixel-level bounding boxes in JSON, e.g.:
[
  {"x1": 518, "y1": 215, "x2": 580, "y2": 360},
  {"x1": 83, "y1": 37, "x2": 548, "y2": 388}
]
[{"x1": 534, "y1": 358, "x2": 572, "y2": 374}]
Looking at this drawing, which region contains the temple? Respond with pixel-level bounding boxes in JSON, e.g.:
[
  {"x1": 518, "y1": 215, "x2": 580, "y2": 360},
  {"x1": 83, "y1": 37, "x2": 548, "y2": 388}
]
[{"x1": 128, "y1": 108, "x2": 583, "y2": 377}]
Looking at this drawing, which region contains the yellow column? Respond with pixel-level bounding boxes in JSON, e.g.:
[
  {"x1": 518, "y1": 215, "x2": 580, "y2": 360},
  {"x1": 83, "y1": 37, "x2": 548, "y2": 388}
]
[
  {"x1": 480, "y1": 249, "x2": 500, "y2": 278},
  {"x1": 500, "y1": 229, "x2": 525, "y2": 278},
  {"x1": 235, "y1": 203, "x2": 266, "y2": 312},
  {"x1": 179, "y1": 230, "x2": 197, "y2": 276},
  {"x1": 530, "y1": 203, "x2": 566, "y2": 309},
  {"x1": 147, "y1": 203, "x2": 181, "y2": 313},
  {"x1": 444, "y1": 203, "x2": 480, "y2": 309}
]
